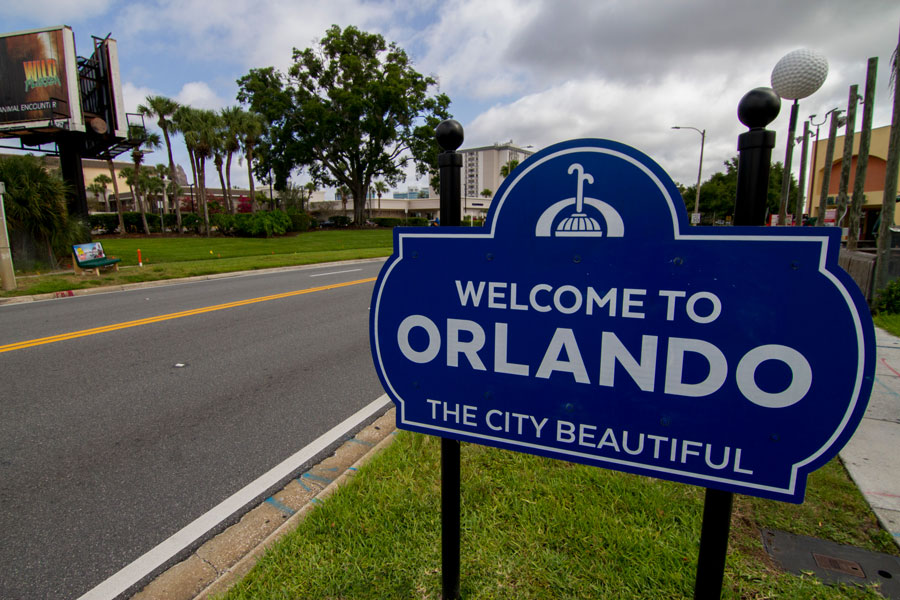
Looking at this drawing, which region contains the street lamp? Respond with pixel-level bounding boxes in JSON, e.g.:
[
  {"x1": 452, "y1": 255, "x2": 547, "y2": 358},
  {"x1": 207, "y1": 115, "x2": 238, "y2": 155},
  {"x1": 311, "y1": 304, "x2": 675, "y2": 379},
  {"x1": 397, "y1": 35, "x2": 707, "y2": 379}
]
[
  {"x1": 672, "y1": 126, "x2": 706, "y2": 224},
  {"x1": 805, "y1": 111, "x2": 835, "y2": 224},
  {"x1": 771, "y1": 48, "x2": 829, "y2": 225}
]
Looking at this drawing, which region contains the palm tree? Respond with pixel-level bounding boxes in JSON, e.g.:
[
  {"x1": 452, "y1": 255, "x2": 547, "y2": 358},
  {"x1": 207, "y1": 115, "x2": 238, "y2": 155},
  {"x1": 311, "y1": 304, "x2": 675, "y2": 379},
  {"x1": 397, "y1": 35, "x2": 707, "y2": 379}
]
[
  {"x1": 175, "y1": 107, "x2": 220, "y2": 236},
  {"x1": 480, "y1": 188, "x2": 492, "y2": 198},
  {"x1": 303, "y1": 182, "x2": 316, "y2": 212},
  {"x1": 338, "y1": 186, "x2": 349, "y2": 218},
  {"x1": 139, "y1": 96, "x2": 183, "y2": 232},
  {"x1": 117, "y1": 166, "x2": 136, "y2": 230},
  {"x1": 220, "y1": 106, "x2": 244, "y2": 214},
  {"x1": 92, "y1": 174, "x2": 113, "y2": 211},
  {"x1": 142, "y1": 169, "x2": 166, "y2": 233},
  {"x1": 173, "y1": 105, "x2": 200, "y2": 222},
  {"x1": 210, "y1": 119, "x2": 229, "y2": 215},
  {"x1": 107, "y1": 160, "x2": 125, "y2": 233},
  {"x1": 499, "y1": 159, "x2": 520, "y2": 179},
  {"x1": 239, "y1": 111, "x2": 265, "y2": 212},
  {"x1": 129, "y1": 125, "x2": 162, "y2": 235},
  {"x1": 373, "y1": 181, "x2": 388, "y2": 214}
]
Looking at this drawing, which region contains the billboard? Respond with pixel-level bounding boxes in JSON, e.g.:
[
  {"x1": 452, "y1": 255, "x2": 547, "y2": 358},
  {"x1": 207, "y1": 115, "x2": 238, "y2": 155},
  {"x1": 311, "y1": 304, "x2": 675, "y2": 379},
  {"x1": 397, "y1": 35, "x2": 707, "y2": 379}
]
[
  {"x1": 78, "y1": 34, "x2": 128, "y2": 143},
  {"x1": 0, "y1": 26, "x2": 84, "y2": 135}
]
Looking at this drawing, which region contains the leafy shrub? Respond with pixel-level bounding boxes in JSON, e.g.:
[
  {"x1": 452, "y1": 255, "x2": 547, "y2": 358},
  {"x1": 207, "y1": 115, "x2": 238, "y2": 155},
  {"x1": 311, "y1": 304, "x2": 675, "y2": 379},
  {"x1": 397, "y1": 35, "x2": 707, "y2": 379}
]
[
  {"x1": 875, "y1": 279, "x2": 900, "y2": 314},
  {"x1": 286, "y1": 210, "x2": 312, "y2": 232},
  {"x1": 212, "y1": 210, "x2": 292, "y2": 237},
  {"x1": 181, "y1": 212, "x2": 202, "y2": 234},
  {"x1": 331, "y1": 215, "x2": 352, "y2": 227},
  {"x1": 373, "y1": 217, "x2": 403, "y2": 228},
  {"x1": 122, "y1": 211, "x2": 144, "y2": 233},
  {"x1": 405, "y1": 217, "x2": 428, "y2": 226},
  {"x1": 211, "y1": 212, "x2": 236, "y2": 235},
  {"x1": 89, "y1": 213, "x2": 119, "y2": 234}
]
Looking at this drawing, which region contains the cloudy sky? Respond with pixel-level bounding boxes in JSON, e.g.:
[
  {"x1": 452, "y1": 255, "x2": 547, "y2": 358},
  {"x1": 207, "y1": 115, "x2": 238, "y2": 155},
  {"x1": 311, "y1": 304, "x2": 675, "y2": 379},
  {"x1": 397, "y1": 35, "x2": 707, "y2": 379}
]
[{"x1": 3, "y1": 0, "x2": 899, "y2": 197}]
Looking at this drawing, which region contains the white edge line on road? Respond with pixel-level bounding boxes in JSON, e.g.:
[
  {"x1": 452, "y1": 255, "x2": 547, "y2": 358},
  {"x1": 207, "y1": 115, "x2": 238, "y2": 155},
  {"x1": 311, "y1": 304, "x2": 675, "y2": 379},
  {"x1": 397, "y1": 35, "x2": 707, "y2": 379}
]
[
  {"x1": 309, "y1": 268, "x2": 363, "y2": 277},
  {"x1": 77, "y1": 394, "x2": 392, "y2": 600}
]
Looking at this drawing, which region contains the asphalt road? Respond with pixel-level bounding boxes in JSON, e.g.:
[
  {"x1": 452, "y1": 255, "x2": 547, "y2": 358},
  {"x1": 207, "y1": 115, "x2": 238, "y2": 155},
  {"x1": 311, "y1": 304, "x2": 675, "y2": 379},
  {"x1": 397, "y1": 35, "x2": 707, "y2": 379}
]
[{"x1": 0, "y1": 260, "x2": 388, "y2": 599}]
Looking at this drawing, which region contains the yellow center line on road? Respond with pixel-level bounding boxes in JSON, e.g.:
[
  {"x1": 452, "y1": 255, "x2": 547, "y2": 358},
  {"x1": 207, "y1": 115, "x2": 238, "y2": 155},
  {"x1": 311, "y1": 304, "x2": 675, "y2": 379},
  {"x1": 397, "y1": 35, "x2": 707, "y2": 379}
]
[{"x1": 0, "y1": 277, "x2": 377, "y2": 354}]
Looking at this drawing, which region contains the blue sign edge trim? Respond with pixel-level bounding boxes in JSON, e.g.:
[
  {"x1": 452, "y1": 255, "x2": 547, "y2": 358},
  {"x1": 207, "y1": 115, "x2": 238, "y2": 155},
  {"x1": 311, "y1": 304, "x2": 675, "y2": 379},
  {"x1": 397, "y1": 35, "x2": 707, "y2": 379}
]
[{"x1": 368, "y1": 138, "x2": 875, "y2": 502}]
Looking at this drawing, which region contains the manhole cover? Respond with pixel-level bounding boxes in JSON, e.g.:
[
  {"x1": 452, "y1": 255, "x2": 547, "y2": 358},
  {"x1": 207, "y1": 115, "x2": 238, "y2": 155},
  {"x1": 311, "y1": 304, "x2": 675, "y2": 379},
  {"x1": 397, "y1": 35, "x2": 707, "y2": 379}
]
[{"x1": 762, "y1": 529, "x2": 900, "y2": 598}]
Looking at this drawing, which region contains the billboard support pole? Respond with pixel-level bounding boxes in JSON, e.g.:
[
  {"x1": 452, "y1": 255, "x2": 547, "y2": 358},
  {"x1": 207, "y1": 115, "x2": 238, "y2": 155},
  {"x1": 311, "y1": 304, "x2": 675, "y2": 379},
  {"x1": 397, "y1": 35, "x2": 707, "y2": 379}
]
[
  {"x1": 693, "y1": 88, "x2": 780, "y2": 600},
  {"x1": 58, "y1": 135, "x2": 89, "y2": 220},
  {"x1": 436, "y1": 119, "x2": 464, "y2": 600},
  {"x1": 0, "y1": 181, "x2": 16, "y2": 291}
]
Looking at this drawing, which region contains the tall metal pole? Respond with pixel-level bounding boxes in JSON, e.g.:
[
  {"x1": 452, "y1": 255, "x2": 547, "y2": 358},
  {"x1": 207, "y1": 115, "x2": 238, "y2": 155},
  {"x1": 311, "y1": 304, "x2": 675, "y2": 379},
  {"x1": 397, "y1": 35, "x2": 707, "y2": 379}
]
[
  {"x1": 817, "y1": 110, "x2": 844, "y2": 227},
  {"x1": 848, "y1": 58, "x2": 878, "y2": 249},
  {"x1": 835, "y1": 85, "x2": 860, "y2": 229},
  {"x1": 436, "y1": 118, "x2": 463, "y2": 600},
  {"x1": 778, "y1": 100, "x2": 799, "y2": 225},
  {"x1": 695, "y1": 88, "x2": 780, "y2": 600},
  {"x1": 795, "y1": 121, "x2": 811, "y2": 226},
  {"x1": 673, "y1": 126, "x2": 706, "y2": 223},
  {"x1": 875, "y1": 26, "x2": 900, "y2": 292},
  {"x1": 0, "y1": 181, "x2": 16, "y2": 291}
]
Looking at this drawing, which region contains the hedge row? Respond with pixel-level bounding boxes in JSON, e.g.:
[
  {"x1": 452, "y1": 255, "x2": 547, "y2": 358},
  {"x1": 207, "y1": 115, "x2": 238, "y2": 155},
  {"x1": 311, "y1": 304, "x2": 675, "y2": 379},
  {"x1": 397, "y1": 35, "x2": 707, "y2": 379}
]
[{"x1": 88, "y1": 210, "x2": 313, "y2": 237}]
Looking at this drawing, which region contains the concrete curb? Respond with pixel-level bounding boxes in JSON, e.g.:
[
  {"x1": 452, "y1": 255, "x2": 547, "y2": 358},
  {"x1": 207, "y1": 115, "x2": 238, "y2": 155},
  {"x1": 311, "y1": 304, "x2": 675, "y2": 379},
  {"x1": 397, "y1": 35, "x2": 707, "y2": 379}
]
[
  {"x1": 0, "y1": 257, "x2": 387, "y2": 306},
  {"x1": 129, "y1": 408, "x2": 398, "y2": 600}
]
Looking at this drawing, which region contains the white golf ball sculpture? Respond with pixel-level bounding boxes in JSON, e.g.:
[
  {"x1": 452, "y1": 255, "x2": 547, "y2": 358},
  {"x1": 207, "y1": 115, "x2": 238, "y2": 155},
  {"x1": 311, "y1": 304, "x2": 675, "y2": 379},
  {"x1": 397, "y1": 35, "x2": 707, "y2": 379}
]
[{"x1": 771, "y1": 48, "x2": 829, "y2": 100}]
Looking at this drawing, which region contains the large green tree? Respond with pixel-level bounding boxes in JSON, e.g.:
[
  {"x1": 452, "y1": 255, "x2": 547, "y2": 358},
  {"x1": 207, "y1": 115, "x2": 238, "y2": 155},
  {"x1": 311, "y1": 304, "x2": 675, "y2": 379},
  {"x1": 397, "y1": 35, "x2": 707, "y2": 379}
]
[
  {"x1": 237, "y1": 25, "x2": 451, "y2": 224},
  {"x1": 677, "y1": 157, "x2": 797, "y2": 225}
]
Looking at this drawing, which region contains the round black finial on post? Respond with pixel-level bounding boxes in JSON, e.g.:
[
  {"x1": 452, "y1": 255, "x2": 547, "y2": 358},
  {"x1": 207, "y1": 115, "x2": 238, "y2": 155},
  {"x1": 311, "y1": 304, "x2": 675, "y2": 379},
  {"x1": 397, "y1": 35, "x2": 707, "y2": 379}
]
[
  {"x1": 437, "y1": 120, "x2": 464, "y2": 228},
  {"x1": 733, "y1": 87, "x2": 781, "y2": 227},
  {"x1": 737, "y1": 87, "x2": 781, "y2": 130},
  {"x1": 436, "y1": 119, "x2": 464, "y2": 153}
]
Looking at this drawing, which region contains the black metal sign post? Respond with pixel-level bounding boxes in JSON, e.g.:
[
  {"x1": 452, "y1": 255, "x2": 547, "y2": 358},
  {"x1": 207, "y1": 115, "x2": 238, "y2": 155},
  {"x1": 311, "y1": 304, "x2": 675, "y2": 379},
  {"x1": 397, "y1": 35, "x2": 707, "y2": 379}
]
[
  {"x1": 436, "y1": 119, "x2": 464, "y2": 600},
  {"x1": 693, "y1": 87, "x2": 780, "y2": 600}
]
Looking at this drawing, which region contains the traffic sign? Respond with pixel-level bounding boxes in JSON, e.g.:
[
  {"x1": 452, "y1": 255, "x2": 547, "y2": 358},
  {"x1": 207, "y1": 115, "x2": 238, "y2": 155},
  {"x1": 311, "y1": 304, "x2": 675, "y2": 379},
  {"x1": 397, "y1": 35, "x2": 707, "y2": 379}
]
[{"x1": 370, "y1": 138, "x2": 874, "y2": 503}]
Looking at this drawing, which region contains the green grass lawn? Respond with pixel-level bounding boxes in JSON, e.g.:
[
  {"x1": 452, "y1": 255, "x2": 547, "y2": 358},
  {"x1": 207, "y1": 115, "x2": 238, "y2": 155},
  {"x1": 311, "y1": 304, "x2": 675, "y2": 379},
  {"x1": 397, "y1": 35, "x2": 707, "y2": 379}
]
[
  {"x1": 1, "y1": 230, "x2": 393, "y2": 297},
  {"x1": 98, "y1": 230, "x2": 393, "y2": 266},
  {"x1": 874, "y1": 312, "x2": 900, "y2": 338},
  {"x1": 219, "y1": 433, "x2": 896, "y2": 599}
]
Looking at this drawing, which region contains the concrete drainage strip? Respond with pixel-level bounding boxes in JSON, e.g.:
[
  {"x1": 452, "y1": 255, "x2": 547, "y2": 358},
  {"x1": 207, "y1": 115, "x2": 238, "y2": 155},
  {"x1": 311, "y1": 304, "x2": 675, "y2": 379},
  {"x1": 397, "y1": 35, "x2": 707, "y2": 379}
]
[{"x1": 131, "y1": 408, "x2": 398, "y2": 600}]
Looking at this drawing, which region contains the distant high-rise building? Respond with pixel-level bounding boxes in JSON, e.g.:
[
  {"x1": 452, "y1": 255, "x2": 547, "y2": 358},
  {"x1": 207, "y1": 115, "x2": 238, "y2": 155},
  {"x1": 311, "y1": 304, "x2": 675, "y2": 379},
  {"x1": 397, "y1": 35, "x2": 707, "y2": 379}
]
[{"x1": 461, "y1": 141, "x2": 535, "y2": 198}]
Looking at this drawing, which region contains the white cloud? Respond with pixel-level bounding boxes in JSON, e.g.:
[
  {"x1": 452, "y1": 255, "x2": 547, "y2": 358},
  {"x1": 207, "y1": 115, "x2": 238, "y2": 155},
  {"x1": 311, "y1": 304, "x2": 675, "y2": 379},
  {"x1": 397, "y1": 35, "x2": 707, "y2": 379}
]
[
  {"x1": 121, "y1": 81, "x2": 156, "y2": 116},
  {"x1": 174, "y1": 82, "x2": 228, "y2": 110},
  {"x1": 112, "y1": 0, "x2": 392, "y2": 74},
  {"x1": 0, "y1": 0, "x2": 113, "y2": 22}
]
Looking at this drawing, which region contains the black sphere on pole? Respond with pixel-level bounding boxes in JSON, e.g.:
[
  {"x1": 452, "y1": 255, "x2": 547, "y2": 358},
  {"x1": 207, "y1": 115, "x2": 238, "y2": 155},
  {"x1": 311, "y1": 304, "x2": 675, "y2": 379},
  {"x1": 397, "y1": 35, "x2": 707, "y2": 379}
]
[
  {"x1": 437, "y1": 119, "x2": 464, "y2": 227},
  {"x1": 733, "y1": 88, "x2": 781, "y2": 227},
  {"x1": 436, "y1": 119, "x2": 464, "y2": 153},
  {"x1": 737, "y1": 87, "x2": 781, "y2": 130}
]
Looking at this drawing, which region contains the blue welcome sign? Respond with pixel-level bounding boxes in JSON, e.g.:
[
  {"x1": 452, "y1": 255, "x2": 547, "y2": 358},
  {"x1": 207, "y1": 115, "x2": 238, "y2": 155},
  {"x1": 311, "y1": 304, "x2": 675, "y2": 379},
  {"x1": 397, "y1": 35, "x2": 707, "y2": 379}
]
[{"x1": 370, "y1": 138, "x2": 875, "y2": 503}]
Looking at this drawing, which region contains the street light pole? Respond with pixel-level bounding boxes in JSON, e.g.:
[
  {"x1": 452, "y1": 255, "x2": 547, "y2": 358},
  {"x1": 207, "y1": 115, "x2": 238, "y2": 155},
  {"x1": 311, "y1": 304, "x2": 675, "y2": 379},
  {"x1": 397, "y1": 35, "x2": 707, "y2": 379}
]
[{"x1": 672, "y1": 126, "x2": 706, "y2": 224}]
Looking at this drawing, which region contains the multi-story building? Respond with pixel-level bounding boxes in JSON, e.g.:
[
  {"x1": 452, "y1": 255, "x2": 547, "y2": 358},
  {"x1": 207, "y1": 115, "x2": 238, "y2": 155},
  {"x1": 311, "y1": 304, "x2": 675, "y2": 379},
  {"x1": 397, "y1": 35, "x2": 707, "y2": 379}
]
[
  {"x1": 807, "y1": 124, "x2": 900, "y2": 240},
  {"x1": 461, "y1": 141, "x2": 535, "y2": 199}
]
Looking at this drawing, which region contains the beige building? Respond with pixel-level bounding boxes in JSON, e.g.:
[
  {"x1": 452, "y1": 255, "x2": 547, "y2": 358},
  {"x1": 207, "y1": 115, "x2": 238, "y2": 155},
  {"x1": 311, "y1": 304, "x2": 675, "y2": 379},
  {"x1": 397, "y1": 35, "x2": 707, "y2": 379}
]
[
  {"x1": 807, "y1": 124, "x2": 899, "y2": 240},
  {"x1": 461, "y1": 141, "x2": 535, "y2": 199}
]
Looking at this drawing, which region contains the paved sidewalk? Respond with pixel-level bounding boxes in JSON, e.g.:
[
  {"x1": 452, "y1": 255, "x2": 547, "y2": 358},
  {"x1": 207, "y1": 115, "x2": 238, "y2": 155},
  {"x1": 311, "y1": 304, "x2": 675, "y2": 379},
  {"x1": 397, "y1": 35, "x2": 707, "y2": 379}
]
[{"x1": 840, "y1": 326, "x2": 900, "y2": 549}]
